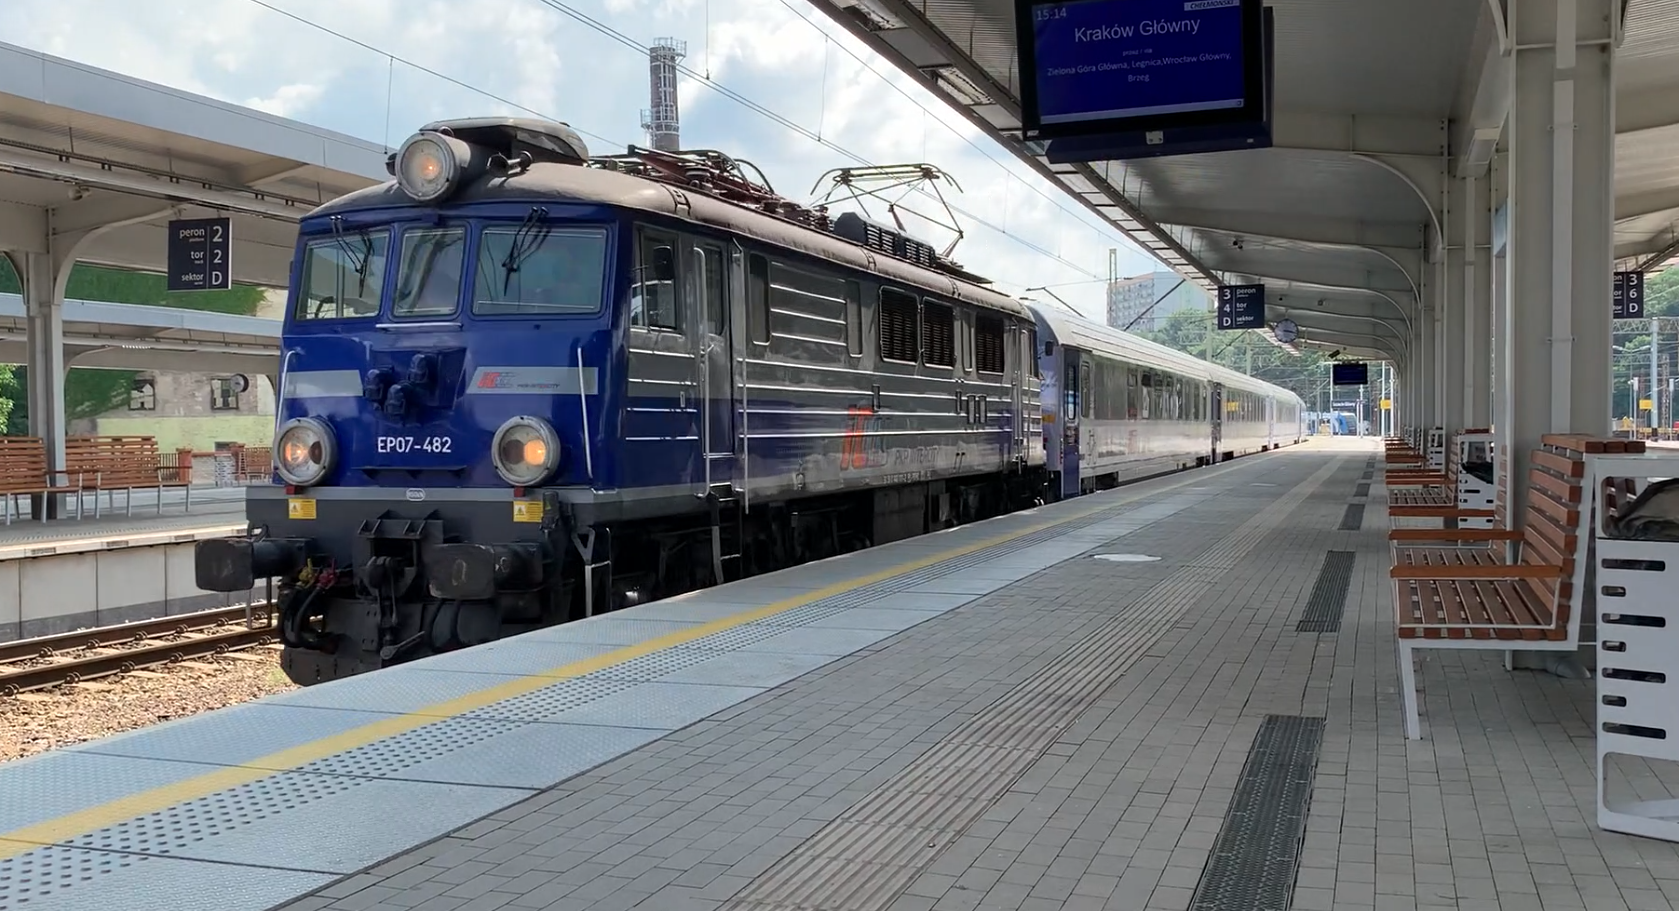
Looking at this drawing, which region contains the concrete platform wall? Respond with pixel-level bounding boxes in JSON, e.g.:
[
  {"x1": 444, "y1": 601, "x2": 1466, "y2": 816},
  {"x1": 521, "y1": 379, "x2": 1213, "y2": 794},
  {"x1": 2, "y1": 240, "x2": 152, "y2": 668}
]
[{"x1": 0, "y1": 532, "x2": 254, "y2": 642}]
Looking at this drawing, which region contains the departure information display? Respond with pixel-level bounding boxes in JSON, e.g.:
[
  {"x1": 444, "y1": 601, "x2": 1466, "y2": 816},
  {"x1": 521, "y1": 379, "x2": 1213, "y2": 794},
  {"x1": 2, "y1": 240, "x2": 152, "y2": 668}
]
[{"x1": 1028, "y1": 0, "x2": 1250, "y2": 128}]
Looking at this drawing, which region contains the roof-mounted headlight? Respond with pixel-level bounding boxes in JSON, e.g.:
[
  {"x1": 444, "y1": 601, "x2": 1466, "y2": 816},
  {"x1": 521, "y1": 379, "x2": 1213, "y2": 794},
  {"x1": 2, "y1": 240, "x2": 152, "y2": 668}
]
[
  {"x1": 274, "y1": 416, "x2": 337, "y2": 487},
  {"x1": 491, "y1": 416, "x2": 561, "y2": 487},
  {"x1": 395, "y1": 132, "x2": 464, "y2": 203}
]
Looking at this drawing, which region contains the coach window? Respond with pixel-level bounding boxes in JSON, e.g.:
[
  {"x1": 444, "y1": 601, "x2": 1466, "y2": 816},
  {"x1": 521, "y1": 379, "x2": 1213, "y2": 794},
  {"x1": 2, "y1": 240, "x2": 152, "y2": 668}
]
[
  {"x1": 1026, "y1": 327, "x2": 1040, "y2": 378},
  {"x1": 922, "y1": 301, "x2": 954, "y2": 368},
  {"x1": 974, "y1": 313, "x2": 1006, "y2": 374},
  {"x1": 631, "y1": 229, "x2": 680, "y2": 331},
  {"x1": 845, "y1": 280, "x2": 863, "y2": 357},
  {"x1": 747, "y1": 254, "x2": 770, "y2": 344},
  {"x1": 878, "y1": 288, "x2": 918, "y2": 363}
]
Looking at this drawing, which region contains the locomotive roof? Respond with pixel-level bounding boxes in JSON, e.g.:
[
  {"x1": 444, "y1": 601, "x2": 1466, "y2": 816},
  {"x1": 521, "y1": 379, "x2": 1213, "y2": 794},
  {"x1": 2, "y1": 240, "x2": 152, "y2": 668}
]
[
  {"x1": 309, "y1": 162, "x2": 1033, "y2": 321},
  {"x1": 1027, "y1": 302, "x2": 1305, "y2": 406}
]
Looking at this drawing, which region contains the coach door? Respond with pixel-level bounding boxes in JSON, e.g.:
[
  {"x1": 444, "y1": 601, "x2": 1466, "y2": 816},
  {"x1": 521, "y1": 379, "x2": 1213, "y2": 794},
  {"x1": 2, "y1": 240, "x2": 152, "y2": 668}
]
[
  {"x1": 688, "y1": 238, "x2": 736, "y2": 493},
  {"x1": 1209, "y1": 382, "x2": 1225, "y2": 464},
  {"x1": 1061, "y1": 349, "x2": 1087, "y2": 499},
  {"x1": 1010, "y1": 324, "x2": 1027, "y2": 464}
]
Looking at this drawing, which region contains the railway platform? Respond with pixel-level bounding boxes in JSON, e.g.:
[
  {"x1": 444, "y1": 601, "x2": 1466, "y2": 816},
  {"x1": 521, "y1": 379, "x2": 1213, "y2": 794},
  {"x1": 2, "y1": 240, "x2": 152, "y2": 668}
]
[
  {"x1": 0, "y1": 489, "x2": 250, "y2": 643},
  {"x1": 2, "y1": 438, "x2": 1672, "y2": 911}
]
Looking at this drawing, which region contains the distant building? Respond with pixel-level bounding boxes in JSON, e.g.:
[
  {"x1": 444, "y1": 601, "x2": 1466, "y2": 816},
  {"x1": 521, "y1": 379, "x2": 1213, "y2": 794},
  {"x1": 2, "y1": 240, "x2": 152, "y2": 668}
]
[
  {"x1": 73, "y1": 371, "x2": 278, "y2": 452},
  {"x1": 1105, "y1": 271, "x2": 1211, "y2": 333},
  {"x1": 70, "y1": 288, "x2": 284, "y2": 452}
]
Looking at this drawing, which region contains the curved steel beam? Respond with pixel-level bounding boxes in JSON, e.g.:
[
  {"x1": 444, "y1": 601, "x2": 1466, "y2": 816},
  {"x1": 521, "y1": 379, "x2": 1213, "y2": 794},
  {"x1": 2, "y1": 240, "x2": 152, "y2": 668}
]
[
  {"x1": 1225, "y1": 272, "x2": 1414, "y2": 330},
  {"x1": 1271, "y1": 305, "x2": 1409, "y2": 354},
  {"x1": 1295, "y1": 327, "x2": 1403, "y2": 361},
  {"x1": 1349, "y1": 152, "x2": 1444, "y2": 252},
  {"x1": 1176, "y1": 224, "x2": 1422, "y2": 300}
]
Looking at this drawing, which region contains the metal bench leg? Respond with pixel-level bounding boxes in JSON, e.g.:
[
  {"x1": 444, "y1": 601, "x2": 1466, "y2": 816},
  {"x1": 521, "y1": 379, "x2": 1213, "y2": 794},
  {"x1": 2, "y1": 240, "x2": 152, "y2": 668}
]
[
  {"x1": 1398, "y1": 639, "x2": 1421, "y2": 740},
  {"x1": 3, "y1": 494, "x2": 11, "y2": 526}
]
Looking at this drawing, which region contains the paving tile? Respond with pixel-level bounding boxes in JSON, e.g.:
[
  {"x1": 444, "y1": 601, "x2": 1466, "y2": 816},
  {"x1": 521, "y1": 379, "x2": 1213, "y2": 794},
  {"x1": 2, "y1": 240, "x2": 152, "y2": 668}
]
[{"x1": 238, "y1": 448, "x2": 1679, "y2": 911}]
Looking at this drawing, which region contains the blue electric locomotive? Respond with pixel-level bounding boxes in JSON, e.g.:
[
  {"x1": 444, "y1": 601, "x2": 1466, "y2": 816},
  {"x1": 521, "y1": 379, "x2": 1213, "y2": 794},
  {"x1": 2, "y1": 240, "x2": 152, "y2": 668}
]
[{"x1": 194, "y1": 117, "x2": 1051, "y2": 685}]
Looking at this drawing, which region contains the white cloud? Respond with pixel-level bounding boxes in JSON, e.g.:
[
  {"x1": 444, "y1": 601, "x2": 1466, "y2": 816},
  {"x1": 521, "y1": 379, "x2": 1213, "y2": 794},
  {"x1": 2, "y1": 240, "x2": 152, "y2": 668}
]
[
  {"x1": 0, "y1": 0, "x2": 1172, "y2": 318},
  {"x1": 245, "y1": 83, "x2": 326, "y2": 118}
]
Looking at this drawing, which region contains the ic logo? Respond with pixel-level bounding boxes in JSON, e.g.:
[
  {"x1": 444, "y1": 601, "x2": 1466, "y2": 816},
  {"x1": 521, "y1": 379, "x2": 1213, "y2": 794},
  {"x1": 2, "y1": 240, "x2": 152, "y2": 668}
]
[{"x1": 476, "y1": 371, "x2": 505, "y2": 389}]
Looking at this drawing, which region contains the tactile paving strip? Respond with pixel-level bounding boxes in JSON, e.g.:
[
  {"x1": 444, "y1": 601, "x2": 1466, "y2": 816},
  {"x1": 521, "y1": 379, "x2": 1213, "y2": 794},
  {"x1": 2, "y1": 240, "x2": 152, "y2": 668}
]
[
  {"x1": 1188, "y1": 714, "x2": 1325, "y2": 911},
  {"x1": 1338, "y1": 503, "x2": 1365, "y2": 531},
  {"x1": 721, "y1": 461, "x2": 1342, "y2": 911},
  {"x1": 0, "y1": 486, "x2": 1220, "y2": 906},
  {"x1": 1297, "y1": 551, "x2": 1357, "y2": 633}
]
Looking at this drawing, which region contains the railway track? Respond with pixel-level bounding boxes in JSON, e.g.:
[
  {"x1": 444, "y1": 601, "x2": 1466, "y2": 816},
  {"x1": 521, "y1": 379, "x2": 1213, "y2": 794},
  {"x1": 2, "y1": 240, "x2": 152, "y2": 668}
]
[{"x1": 0, "y1": 606, "x2": 277, "y2": 697}]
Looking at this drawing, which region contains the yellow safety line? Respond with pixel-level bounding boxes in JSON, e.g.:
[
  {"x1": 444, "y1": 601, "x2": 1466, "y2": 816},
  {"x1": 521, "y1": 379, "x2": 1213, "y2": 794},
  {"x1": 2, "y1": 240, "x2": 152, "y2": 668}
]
[{"x1": 0, "y1": 460, "x2": 1255, "y2": 859}]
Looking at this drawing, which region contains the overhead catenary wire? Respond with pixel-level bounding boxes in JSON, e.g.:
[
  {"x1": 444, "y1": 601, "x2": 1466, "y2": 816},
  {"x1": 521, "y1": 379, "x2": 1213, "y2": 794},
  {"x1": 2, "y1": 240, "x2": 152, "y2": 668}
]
[
  {"x1": 241, "y1": 0, "x2": 1120, "y2": 301},
  {"x1": 244, "y1": 0, "x2": 1110, "y2": 298}
]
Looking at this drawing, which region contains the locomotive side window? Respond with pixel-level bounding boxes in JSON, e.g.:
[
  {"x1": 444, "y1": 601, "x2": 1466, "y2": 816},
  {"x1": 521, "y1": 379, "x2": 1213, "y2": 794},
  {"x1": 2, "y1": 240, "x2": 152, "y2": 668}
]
[
  {"x1": 974, "y1": 313, "x2": 1005, "y2": 374},
  {"x1": 474, "y1": 226, "x2": 608, "y2": 316},
  {"x1": 844, "y1": 280, "x2": 863, "y2": 357},
  {"x1": 699, "y1": 244, "x2": 725, "y2": 335},
  {"x1": 922, "y1": 301, "x2": 954, "y2": 368},
  {"x1": 878, "y1": 288, "x2": 918, "y2": 363},
  {"x1": 391, "y1": 227, "x2": 465, "y2": 318},
  {"x1": 294, "y1": 230, "x2": 389, "y2": 321},
  {"x1": 747, "y1": 253, "x2": 770, "y2": 344},
  {"x1": 631, "y1": 230, "x2": 680, "y2": 330}
]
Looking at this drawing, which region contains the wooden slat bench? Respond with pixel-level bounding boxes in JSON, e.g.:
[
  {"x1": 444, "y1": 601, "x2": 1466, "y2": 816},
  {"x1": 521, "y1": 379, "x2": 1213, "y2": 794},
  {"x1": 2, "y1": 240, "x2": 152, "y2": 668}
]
[
  {"x1": 65, "y1": 435, "x2": 194, "y2": 517},
  {"x1": 1389, "y1": 435, "x2": 1634, "y2": 739},
  {"x1": 233, "y1": 445, "x2": 273, "y2": 484},
  {"x1": 1386, "y1": 432, "x2": 1455, "y2": 487},
  {"x1": 0, "y1": 436, "x2": 84, "y2": 524},
  {"x1": 1387, "y1": 438, "x2": 1475, "y2": 518}
]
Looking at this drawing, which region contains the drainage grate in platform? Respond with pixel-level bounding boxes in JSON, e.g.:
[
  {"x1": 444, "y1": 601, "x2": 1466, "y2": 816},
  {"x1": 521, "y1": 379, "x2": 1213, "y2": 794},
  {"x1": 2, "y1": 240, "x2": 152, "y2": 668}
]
[
  {"x1": 1297, "y1": 551, "x2": 1356, "y2": 633},
  {"x1": 1354, "y1": 481, "x2": 1370, "y2": 499},
  {"x1": 1338, "y1": 503, "x2": 1364, "y2": 531},
  {"x1": 1189, "y1": 714, "x2": 1324, "y2": 911}
]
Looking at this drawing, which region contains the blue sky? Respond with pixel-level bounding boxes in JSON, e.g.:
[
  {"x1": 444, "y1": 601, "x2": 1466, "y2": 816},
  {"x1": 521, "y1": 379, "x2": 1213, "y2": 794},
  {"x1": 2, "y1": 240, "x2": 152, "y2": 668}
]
[{"x1": 5, "y1": 0, "x2": 1175, "y2": 320}]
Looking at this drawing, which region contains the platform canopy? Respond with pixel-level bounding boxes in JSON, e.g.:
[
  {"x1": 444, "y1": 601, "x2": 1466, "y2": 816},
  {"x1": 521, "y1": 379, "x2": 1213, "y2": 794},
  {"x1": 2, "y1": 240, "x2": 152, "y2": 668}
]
[
  {"x1": 0, "y1": 294, "x2": 279, "y2": 375},
  {"x1": 0, "y1": 39, "x2": 388, "y2": 290},
  {"x1": 808, "y1": 0, "x2": 1679, "y2": 363}
]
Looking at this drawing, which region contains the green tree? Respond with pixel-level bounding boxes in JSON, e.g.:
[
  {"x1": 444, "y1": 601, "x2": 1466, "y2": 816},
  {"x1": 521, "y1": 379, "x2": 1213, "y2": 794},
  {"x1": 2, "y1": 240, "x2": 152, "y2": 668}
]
[
  {"x1": 1138, "y1": 308, "x2": 1331, "y2": 407},
  {"x1": 0, "y1": 257, "x2": 271, "y2": 430}
]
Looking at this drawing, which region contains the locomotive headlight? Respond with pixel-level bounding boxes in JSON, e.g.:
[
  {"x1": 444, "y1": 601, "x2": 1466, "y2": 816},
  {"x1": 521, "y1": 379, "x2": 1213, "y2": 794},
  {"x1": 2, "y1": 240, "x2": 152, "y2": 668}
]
[
  {"x1": 395, "y1": 132, "x2": 461, "y2": 203},
  {"x1": 491, "y1": 416, "x2": 560, "y2": 487},
  {"x1": 274, "y1": 417, "x2": 337, "y2": 487}
]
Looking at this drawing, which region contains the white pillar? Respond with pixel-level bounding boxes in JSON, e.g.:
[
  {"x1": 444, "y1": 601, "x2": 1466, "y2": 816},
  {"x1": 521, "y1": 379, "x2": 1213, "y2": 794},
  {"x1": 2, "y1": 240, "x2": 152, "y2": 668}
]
[
  {"x1": 1414, "y1": 267, "x2": 1437, "y2": 436},
  {"x1": 1502, "y1": 0, "x2": 1615, "y2": 523},
  {"x1": 19, "y1": 253, "x2": 68, "y2": 465},
  {"x1": 1440, "y1": 190, "x2": 1466, "y2": 436},
  {"x1": 1463, "y1": 174, "x2": 1494, "y2": 428}
]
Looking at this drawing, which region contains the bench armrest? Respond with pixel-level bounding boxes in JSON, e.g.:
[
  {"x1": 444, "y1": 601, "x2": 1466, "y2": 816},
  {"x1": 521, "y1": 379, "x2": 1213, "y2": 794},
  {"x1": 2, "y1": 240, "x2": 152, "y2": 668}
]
[
  {"x1": 1389, "y1": 564, "x2": 1562, "y2": 580},
  {"x1": 44, "y1": 469, "x2": 84, "y2": 488},
  {"x1": 1388, "y1": 528, "x2": 1521, "y2": 542}
]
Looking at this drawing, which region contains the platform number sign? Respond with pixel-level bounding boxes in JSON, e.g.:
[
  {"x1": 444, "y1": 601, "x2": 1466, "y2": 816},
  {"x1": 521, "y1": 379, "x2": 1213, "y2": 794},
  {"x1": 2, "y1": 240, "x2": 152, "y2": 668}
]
[
  {"x1": 166, "y1": 217, "x2": 233, "y2": 292},
  {"x1": 1613, "y1": 270, "x2": 1644, "y2": 319},
  {"x1": 1216, "y1": 284, "x2": 1265, "y2": 330}
]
